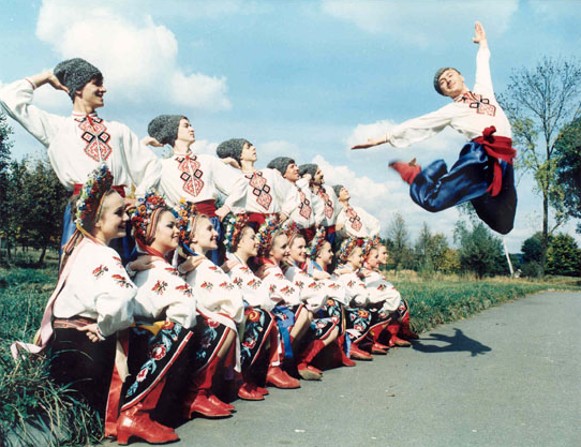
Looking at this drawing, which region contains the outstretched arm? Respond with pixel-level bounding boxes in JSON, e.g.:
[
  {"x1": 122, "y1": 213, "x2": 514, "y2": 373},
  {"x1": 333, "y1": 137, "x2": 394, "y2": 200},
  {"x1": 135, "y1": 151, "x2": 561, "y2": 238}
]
[
  {"x1": 351, "y1": 135, "x2": 389, "y2": 150},
  {"x1": 472, "y1": 21, "x2": 488, "y2": 49}
]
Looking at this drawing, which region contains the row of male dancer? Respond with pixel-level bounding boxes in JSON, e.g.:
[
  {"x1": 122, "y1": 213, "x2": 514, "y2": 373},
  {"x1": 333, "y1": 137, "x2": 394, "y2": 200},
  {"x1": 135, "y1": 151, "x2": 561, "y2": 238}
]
[{"x1": 11, "y1": 161, "x2": 418, "y2": 445}]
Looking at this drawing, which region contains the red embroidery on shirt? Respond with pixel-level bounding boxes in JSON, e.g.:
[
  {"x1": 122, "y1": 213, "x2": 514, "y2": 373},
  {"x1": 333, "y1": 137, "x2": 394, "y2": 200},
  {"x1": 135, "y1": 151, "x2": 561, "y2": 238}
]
[
  {"x1": 175, "y1": 283, "x2": 193, "y2": 297},
  {"x1": 318, "y1": 188, "x2": 334, "y2": 219},
  {"x1": 112, "y1": 274, "x2": 133, "y2": 288},
  {"x1": 75, "y1": 115, "x2": 113, "y2": 162},
  {"x1": 298, "y1": 188, "x2": 312, "y2": 220},
  {"x1": 459, "y1": 91, "x2": 496, "y2": 117},
  {"x1": 247, "y1": 172, "x2": 272, "y2": 211},
  {"x1": 92, "y1": 265, "x2": 109, "y2": 278},
  {"x1": 346, "y1": 207, "x2": 362, "y2": 232},
  {"x1": 152, "y1": 280, "x2": 168, "y2": 295},
  {"x1": 176, "y1": 154, "x2": 205, "y2": 197}
]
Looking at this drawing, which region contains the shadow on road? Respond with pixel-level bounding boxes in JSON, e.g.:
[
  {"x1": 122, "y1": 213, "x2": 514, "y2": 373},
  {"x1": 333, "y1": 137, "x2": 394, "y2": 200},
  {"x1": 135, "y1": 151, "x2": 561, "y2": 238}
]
[{"x1": 412, "y1": 328, "x2": 491, "y2": 357}]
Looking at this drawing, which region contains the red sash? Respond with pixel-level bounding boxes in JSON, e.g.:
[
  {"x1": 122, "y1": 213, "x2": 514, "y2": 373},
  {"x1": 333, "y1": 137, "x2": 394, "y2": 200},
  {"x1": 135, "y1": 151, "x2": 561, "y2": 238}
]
[{"x1": 473, "y1": 126, "x2": 516, "y2": 197}]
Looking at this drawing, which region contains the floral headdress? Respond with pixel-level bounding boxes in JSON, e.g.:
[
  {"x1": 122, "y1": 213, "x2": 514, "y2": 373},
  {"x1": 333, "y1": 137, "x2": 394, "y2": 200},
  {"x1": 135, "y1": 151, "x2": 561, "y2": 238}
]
[
  {"x1": 223, "y1": 213, "x2": 250, "y2": 253},
  {"x1": 174, "y1": 199, "x2": 199, "y2": 255},
  {"x1": 281, "y1": 219, "x2": 301, "y2": 245},
  {"x1": 361, "y1": 236, "x2": 381, "y2": 259},
  {"x1": 336, "y1": 237, "x2": 364, "y2": 264},
  {"x1": 131, "y1": 191, "x2": 170, "y2": 249},
  {"x1": 75, "y1": 163, "x2": 114, "y2": 232},
  {"x1": 255, "y1": 214, "x2": 281, "y2": 258},
  {"x1": 308, "y1": 226, "x2": 328, "y2": 260},
  {"x1": 61, "y1": 164, "x2": 114, "y2": 271}
]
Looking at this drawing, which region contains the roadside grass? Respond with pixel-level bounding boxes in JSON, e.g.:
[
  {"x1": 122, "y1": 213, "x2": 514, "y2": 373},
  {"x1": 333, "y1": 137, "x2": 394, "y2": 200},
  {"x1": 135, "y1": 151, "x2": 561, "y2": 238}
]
[
  {"x1": 0, "y1": 265, "x2": 578, "y2": 446},
  {"x1": 0, "y1": 268, "x2": 102, "y2": 446},
  {"x1": 387, "y1": 270, "x2": 579, "y2": 333}
]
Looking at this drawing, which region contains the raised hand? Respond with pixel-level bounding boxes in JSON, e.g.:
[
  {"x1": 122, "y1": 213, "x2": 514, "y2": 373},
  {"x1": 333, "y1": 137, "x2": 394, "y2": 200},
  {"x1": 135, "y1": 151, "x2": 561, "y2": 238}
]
[{"x1": 472, "y1": 21, "x2": 487, "y2": 44}]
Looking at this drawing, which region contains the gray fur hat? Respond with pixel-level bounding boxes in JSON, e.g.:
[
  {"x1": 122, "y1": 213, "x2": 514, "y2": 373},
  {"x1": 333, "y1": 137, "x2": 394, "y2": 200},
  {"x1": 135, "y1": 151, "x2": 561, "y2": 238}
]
[
  {"x1": 433, "y1": 67, "x2": 461, "y2": 95},
  {"x1": 147, "y1": 115, "x2": 185, "y2": 147},
  {"x1": 267, "y1": 157, "x2": 295, "y2": 176},
  {"x1": 333, "y1": 184, "x2": 345, "y2": 197},
  {"x1": 54, "y1": 58, "x2": 103, "y2": 101},
  {"x1": 216, "y1": 138, "x2": 251, "y2": 164},
  {"x1": 299, "y1": 163, "x2": 318, "y2": 178}
]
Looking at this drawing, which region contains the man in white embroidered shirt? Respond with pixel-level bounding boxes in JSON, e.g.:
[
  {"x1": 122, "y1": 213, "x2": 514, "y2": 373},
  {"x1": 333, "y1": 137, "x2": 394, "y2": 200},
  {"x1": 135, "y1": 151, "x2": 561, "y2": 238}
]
[
  {"x1": 352, "y1": 21, "x2": 517, "y2": 235},
  {"x1": 0, "y1": 58, "x2": 161, "y2": 258}
]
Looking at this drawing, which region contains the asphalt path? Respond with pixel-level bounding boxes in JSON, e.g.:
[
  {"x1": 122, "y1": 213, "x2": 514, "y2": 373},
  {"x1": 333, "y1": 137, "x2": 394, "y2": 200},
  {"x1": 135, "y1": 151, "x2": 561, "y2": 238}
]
[{"x1": 119, "y1": 291, "x2": 581, "y2": 447}]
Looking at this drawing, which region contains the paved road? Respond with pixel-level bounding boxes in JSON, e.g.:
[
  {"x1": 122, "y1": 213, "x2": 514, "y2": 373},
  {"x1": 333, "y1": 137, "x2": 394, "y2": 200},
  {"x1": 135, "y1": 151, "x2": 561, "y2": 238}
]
[{"x1": 122, "y1": 291, "x2": 581, "y2": 447}]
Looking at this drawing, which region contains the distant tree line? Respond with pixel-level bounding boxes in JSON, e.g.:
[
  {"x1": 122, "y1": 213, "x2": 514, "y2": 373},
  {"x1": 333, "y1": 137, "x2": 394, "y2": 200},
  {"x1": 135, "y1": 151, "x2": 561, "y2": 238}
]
[{"x1": 0, "y1": 112, "x2": 68, "y2": 265}]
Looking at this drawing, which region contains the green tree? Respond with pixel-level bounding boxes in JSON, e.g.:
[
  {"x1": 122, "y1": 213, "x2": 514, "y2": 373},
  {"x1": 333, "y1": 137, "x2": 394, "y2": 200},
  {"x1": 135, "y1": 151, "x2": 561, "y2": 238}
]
[
  {"x1": 414, "y1": 222, "x2": 450, "y2": 274},
  {"x1": 520, "y1": 232, "x2": 544, "y2": 278},
  {"x1": 546, "y1": 233, "x2": 581, "y2": 277},
  {"x1": 454, "y1": 220, "x2": 506, "y2": 278},
  {"x1": 3, "y1": 159, "x2": 28, "y2": 261},
  {"x1": 0, "y1": 111, "x2": 13, "y2": 261},
  {"x1": 385, "y1": 213, "x2": 414, "y2": 270},
  {"x1": 554, "y1": 118, "x2": 581, "y2": 231},
  {"x1": 521, "y1": 232, "x2": 544, "y2": 264},
  {"x1": 499, "y1": 58, "x2": 581, "y2": 273},
  {"x1": 19, "y1": 156, "x2": 68, "y2": 265}
]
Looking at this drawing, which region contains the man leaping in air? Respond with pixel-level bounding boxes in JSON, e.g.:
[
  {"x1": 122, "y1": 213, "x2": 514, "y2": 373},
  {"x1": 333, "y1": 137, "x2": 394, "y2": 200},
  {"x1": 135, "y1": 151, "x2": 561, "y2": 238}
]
[{"x1": 352, "y1": 21, "x2": 517, "y2": 235}]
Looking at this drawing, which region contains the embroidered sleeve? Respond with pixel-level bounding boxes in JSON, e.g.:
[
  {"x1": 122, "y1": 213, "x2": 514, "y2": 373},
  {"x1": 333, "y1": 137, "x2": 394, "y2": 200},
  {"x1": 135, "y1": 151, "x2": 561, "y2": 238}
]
[
  {"x1": 0, "y1": 79, "x2": 66, "y2": 147},
  {"x1": 161, "y1": 269, "x2": 197, "y2": 329},
  {"x1": 92, "y1": 253, "x2": 136, "y2": 337}
]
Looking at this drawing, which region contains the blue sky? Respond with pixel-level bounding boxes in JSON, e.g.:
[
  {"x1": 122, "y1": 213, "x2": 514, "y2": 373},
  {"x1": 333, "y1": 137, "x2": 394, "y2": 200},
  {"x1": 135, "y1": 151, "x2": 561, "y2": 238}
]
[{"x1": 1, "y1": 0, "x2": 580, "y2": 253}]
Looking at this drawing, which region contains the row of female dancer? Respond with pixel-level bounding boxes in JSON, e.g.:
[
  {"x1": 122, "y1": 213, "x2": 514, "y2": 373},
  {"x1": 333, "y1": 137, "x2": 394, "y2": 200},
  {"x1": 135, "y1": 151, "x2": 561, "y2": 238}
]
[
  {"x1": 14, "y1": 162, "x2": 418, "y2": 446},
  {"x1": 2, "y1": 58, "x2": 416, "y2": 445}
]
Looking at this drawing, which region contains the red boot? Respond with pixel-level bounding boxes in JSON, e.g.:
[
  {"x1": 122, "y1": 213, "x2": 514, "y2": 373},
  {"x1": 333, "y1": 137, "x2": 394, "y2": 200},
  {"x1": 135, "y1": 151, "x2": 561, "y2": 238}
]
[
  {"x1": 369, "y1": 323, "x2": 390, "y2": 355},
  {"x1": 386, "y1": 323, "x2": 412, "y2": 347},
  {"x1": 266, "y1": 366, "x2": 301, "y2": 389},
  {"x1": 296, "y1": 340, "x2": 326, "y2": 381},
  {"x1": 335, "y1": 335, "x2": 356, "y2": 367},
  {"x1": 349, "y1": 342, "x2": 373, "y2": 361},
  {"x1": 399, "y1": 312, "x2": 419, "y2": 340},
  {"x1": 265, "y1": 329, "x2": 301, "y2": 389},
  {"x1": 389, "y1": 159, "x2": 421, "y2": 184},
  {"x1": 238, "y1": 381, "x2": 265, "y2": 401},
  {"x1": 117, "y1": 377, "x2": 179, "y2": 445},
  {"x1": 183, "y1": 355, "x2": 232, "y2": 419}
]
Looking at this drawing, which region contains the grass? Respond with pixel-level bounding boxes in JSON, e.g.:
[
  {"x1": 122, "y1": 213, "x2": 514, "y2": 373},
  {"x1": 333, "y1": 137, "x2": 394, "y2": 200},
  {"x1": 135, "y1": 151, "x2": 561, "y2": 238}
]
[
  {"x1": 0, "y1": 264, "x2": 578, "y2": 446},
  {"x1": 0, "y1": 268, "x2": 102, "y2": 446},
  {"x1": 386, "y1": 271, "x2": 579, "y2": 333}
]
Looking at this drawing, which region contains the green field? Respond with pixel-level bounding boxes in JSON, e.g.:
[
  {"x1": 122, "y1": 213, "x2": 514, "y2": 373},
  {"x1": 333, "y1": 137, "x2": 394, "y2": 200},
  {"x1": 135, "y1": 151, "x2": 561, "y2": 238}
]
[{"x1": 0, "y1": 266, "x2": 578, "y2": 446}]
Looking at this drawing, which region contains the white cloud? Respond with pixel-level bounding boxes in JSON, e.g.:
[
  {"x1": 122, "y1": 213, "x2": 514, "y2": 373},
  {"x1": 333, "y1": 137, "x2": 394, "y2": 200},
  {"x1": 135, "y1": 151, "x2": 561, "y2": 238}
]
[
  {"x1": 256, "y1": 140, "x2": 303, "y2": 166},
  {"x1": 35, "y1": 0, "x2": 230, "y2": 111},
  {"x1": 320, "y1": 0, "x2": 518, "y2": 45}
]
